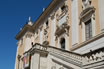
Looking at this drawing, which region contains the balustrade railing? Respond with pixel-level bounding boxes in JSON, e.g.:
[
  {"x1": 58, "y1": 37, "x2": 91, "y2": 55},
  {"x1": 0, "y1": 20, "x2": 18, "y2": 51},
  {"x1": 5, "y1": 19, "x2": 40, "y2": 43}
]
[
  {"x1": 83, "y1": 51, "x2": 104, "y2": 65},
  {"x1": 24, "y1": 43, "x2": 104, "y2": 67},
  {"x1": 47, "y1": 46, "x2": 82, "y2": 66}
]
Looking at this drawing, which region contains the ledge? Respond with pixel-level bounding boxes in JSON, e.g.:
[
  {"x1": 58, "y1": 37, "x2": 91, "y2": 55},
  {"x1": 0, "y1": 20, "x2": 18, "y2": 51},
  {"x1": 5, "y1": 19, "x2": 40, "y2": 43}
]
[
  {"x1": 71, "y1": 31, "x2": 104, "y2": 51},
  {"x1": 16, "y1": 24, "x2": 33, "y2": 40}
]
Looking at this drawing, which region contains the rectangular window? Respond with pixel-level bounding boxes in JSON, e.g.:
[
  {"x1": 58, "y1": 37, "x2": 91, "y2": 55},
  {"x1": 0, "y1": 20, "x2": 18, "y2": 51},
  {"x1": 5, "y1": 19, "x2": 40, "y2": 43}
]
[{"x1": 85, "y1": 19, "x2": 92, "y2": 40}]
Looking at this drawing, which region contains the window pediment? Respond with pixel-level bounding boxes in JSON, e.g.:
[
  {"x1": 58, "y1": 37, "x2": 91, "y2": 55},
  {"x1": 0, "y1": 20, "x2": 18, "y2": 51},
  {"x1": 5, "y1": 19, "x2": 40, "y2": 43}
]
[{"x1": 80, "y1": 6, "x2": 95, "y2": 22}]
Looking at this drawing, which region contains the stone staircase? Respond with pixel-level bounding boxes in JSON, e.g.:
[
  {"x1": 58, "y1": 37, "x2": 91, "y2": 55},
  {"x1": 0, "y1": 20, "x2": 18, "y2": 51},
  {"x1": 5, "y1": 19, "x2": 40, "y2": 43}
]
[
  {"x1": 25, "y1": 43, "x2": 104, "y2": 69},
  {"x1": 47, "y1": 46, "x2": 83, "y2": 67}
]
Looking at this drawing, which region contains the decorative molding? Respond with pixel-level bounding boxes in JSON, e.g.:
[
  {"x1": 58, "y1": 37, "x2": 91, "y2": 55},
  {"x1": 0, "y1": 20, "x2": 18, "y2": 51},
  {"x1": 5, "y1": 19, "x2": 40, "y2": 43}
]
[
  {"x1": 23, "y1": 43, "x2": 104, "y2": 68},
  {"x1": 17, "y1": 54, "x2": 21, "y2": 61},
  {"x1": 80, "y1": 6, "x2": 95, "y2": 23},
  {"x1": 57, "y1": 7, "x2": 68, "y2": 21},
  {"x1": 47, "y1": 46, "x2": 82, "y2": 67},
  {"x1": 82, "y1": 47, "x2": 104, "y2": 65},
  {"x1": 66, "y1": 15, "x2": 69, "y2": 22},
  {"x1": 43, "y1": 29, "x2": 48, "y2": 42},
  {"x1": 39, "y1": 25, "x2": 43, "y2": 31},
  {"x1": 16, "y1": 24, "x2": 34, "y2": 40},
  {"x1": 50, "y1": 11, "x2": 56, "y2": 20},
  {"x1": 55, "y1": 23, "x2": 70, "y2": 37},
  {"x1": 25, "y1": 33, "x2": 33, "y2": 38},
  {"x1": 42, "y1": 40, "x2": 49, "y2": 46},
  {"x1": 71, "y1": 31, "x2": 104, "y2": 51}
]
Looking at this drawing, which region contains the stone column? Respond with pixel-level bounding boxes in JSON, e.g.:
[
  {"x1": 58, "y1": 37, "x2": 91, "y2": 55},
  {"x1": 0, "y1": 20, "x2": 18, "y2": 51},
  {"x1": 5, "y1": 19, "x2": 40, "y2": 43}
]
[{"x1": 31, "y1": 53, "x2": 40, "y2": 69}]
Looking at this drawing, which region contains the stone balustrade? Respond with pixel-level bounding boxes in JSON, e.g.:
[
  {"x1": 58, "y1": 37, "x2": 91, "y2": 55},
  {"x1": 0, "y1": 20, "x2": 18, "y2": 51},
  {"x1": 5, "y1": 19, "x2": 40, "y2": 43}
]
[
  {"x1": 32, "y1": 43, "x2": 47, "y2": 51},
  {"x1": 24, "y1": 43, "x2": 104, "y2": 68},
  {"x1": 82, "y1": 51, "x2": 104, "y2": 65},
  {"x1": 47, "y1": 46, "x2": 82, "y2": 66}
]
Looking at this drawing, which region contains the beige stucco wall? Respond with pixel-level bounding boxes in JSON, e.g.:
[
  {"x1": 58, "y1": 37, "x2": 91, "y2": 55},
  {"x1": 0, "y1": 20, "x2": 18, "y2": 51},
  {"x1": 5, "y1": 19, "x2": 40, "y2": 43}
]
[
  {"x1": 98, "y1": 0, "x2": 104, "y2": 32},
  {"x1": 92, "y1": 0, "x2": 100, "y2": 35}
]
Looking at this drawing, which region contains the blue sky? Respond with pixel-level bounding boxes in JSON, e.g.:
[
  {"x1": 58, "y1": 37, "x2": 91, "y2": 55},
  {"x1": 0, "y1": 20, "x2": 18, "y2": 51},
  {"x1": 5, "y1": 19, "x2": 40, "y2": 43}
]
[{"x1": 0, "y1": 0, "x2": 52, "y2": 69}]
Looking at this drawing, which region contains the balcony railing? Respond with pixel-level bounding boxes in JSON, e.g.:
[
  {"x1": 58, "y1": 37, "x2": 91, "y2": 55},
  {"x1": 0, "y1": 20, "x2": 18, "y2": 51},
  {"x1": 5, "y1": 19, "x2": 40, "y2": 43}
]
[
  {"x1": 23, "y1": 43, "x2": 104, "y2": 68},
  {"x1": 82, "y1": 47, "x2": 104, "y2": 65}
]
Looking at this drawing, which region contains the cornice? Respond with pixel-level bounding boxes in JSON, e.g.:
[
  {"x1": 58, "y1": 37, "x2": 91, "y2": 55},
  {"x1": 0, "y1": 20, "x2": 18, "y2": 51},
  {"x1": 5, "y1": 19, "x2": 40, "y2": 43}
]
[
  {"x1": 16, "y1": 0, "x2": 63, "y2": 40},
  {"x1": 32, "y1": 0, "x2": 62, "y2": 31},
  {"x1": 16, "y1": 24, "x2": 34, "y2": 40},
  {"x1": 71, "y1": 31, "x2": 104, "y2": 51}
]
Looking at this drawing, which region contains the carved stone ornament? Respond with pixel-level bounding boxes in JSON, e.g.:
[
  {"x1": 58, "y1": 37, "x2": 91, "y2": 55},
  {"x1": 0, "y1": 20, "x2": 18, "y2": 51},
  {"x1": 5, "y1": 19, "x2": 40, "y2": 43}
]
[
  {"x1": 66, "y1": 15, "x2": 69, "y2": 22},
  {"x1": 50, "y1": 11, "x2": 56, "y2": 20},
  {"x1": 82, "y1": 47, "x2": 104, "y2": 65},
  {"x1": 18, "y1": 54, "x2": 21, "y2": 61},
  {"x1": 42, "y1": 40, "x2": 49, "y2": 46},
  {"x1": 58, "y1": 7, "x2": 68, "y2": 21},
  {"x1": 80, "y1": 6, "x2": 95, "y2": 23},
  {"x1": 44, "y1": 29, "x2": 48, "y2": 35},
  {"x1": 25, "y1": 33, "x2": 33, "y2": 38},
  {"x1": 43, "y1": 41, "x2": 49, "y2": 45},
  {"x1": 55, "y1": 23, "x2": 70, "y2": 37},
  {"x1": 55, "y1": 35, "x2": 58, "y2": 41}
]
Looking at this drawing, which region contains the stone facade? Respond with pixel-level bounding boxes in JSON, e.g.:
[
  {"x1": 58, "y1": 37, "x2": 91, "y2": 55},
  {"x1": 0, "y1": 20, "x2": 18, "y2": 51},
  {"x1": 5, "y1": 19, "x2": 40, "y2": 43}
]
[{"x1": 15, "y1": 0, "x2": 104, "y2": 69}]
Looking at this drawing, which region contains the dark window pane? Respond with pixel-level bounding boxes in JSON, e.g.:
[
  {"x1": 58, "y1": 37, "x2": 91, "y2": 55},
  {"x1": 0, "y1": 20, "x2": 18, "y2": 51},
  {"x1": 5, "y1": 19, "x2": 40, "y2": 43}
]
[
  {"x1": 60, "y1": 38, "x2": 65, "y2": 49},
  {"x1": 85, "y1": 19, "x2": 92, "y2": 40}
]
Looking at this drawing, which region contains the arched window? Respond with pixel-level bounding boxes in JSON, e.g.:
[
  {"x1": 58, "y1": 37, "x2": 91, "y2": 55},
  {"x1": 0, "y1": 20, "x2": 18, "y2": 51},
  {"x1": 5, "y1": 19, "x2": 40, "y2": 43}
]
[{"x1": 60, "y1": 38, "x2": 65, "y2": 49}]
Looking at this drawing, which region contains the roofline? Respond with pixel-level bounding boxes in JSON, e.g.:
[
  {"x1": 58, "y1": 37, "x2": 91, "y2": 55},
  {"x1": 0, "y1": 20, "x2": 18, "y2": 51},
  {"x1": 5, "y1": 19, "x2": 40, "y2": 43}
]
[
  {"x1": 32, "y1": 0, "x2": 61, "y2": 30},
  {"x1": 16, "y1": 0, "x2": 62, "y2": 40},
  {"x1": 16, "y1": 24, "x2": 33, "y2": 40}
]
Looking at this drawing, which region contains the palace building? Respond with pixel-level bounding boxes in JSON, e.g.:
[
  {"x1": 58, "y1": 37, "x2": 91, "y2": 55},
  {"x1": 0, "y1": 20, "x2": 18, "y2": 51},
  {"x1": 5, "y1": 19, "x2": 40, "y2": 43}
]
[{"x1": 15, "y1": 0, "x2": 104, "y2": 69}]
